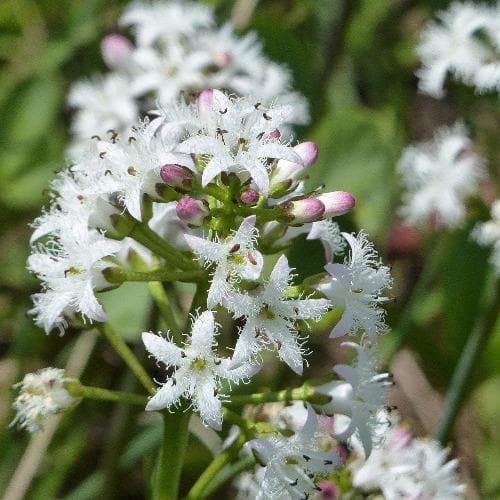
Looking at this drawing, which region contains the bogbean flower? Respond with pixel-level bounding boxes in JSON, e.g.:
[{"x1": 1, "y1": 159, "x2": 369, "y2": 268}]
[
  {"x1": 315, "y1": 342, "x2": 392, "y2": 457},
  {"x1": 307, "y1": 220, "x2": 346, "y2": 263},
  {"x1": 11, "y1": 368, "x2": 74, "y2": 432},
  {"x1": 28, "y1": 226, "x2": 120, "y2": 334},
  {"x1": 227, "y1": 255, "x2": 331, "y2": 375},
  {"x1": 397, "y1": 123, "x2": 485, "y2": 228},
  {"x1": 248, "y1": 405, "x2": 339, "y2": 499},
  {"x1": 351, "y1": 421, "x2": 465, "y2": 498},
  {"x1": 317, "y1": 231, "x2": 391, "y2": 338},
  {"x1": 175, "y1": 89, "x2": 305, "y2": 195},
  {"x1": 185, "y1": 216, "x2": 264, "y2": 309},
  {"x1": 69, "y1": 0, "x2": 308, "y2": 151},
  {"x1": 142, "y1": 311, "x2": 258, "y2": 430},
  {"x1": 417, "y1": 2, "x2": 500, "y2": 97},
  {"x1": 472, "y1": 199, "x2": 500, "y2": 275}
]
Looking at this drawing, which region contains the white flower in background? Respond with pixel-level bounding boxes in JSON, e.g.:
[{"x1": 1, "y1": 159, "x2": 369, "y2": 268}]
[
  {"x1": 417, "y1": 2, "x2": 496, "y2": 97},
  {"x1": 28, "y1": 226, "x2": 119, "y2": 334},
  {"x1": 176, "y1": 90, "x2": 303, "y2": 194},
  {"x1": 120, "y1": 0, "x2": 213, "y2": 48},
  {"x1": 316, "y1": 342, "x2": 392, "y2": 457},
  {"x1": 317, "y1": 231, "x2": 391, "y2": 338},
  {"x1": 473, "y1": 200, "x2": 500, "y2": 275},
  {"x1": 398, "y1": 123, "x2": 485, "y2": 228},
  {"x1": 248, "y1": 405, "x2": 339, "y2": 499},
  {"x1": 142, "y1": 311, "x2": 258, "y2": 430},
  {"x1": 227, "y1": 255, "x2": 331, "y2": 375},
  {"x1": 68, "y1": 74, "x2": 138, "y2": 144},
  {"x1": 185, "y1": 215, "x2": 264, "y2": 309},
  {"x1": 11, "y1": 368, "x2": 74, "y2": 432},
  {"x1": 351, "y1": 421, "x2": 465, "y2": 499}
]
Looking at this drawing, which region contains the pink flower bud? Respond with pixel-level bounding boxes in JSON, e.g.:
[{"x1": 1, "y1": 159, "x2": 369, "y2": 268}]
[
  {"x1": 160, "y1": 164, "x2": 193, "y2": 189},
  {"x1": 197, "y1": 89, "x2": 214, "y2": 115},
  {"x1": 318, "y1": 191, "x2": 355, "y2": 217},
  {"x1": 282, "y1": 198, "x2": 325, "y2": 224},
  {"x1": 101, "y1": 34, "x2": 132, "y2": 68},
  {"x1": 271, "y1": 141, "x2": 319, "y2": 187},
  {"x1": 240, "y1": 189, "x2": 260, "y2": 205},
  {"x1": 176, "y1": 197, "x2": 209, "y2": 226}
]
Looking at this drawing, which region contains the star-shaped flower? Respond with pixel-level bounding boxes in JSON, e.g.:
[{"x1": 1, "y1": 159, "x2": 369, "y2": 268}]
[
  {"x1": 185, "y1": 216, "x2": 264, "y2": 309},
  {"x1": 227, "y1": 255, "x2": 331, "y2": 374},
  {"x1": 142, "y1": 311, "x2": 258, "y2": 430}
]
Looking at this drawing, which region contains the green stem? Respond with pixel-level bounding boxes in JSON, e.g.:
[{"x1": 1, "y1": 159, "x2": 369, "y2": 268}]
[
  {"x1": 97, "y1": 323, "x2": 154, "y2": 394},
  {"x1": 66, "y1": 380, "x2": 148, "y2": 406},
  {"x1": 103, "y1": 267, "x2": 204, "y2": 284},
  {"x1": 130, "y1": 223, "x2": 198, "y2": 271},
  {"x1": 149, "y1": 282, "x2": 182, "y2": 340},
  {"x1": 434, "y1": 279, "x2": 500, "y2": 444},
  {"x1": 227, "y1": 384, "x2": 330, "y2": 408},
  {"x1": 186, "y1": 433, "x2": 247, "y2": 500},
  {"x1": 154, "y1": 411, "x2": 191, "y2": 500},
  {"x1": 203, "y1": 456, "x2": 256, "y2": 499}
]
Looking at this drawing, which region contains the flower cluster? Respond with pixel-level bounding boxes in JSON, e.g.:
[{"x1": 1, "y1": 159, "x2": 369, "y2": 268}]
[
  {"x1": 417, "y1": 2, "x2": 500, "y2": 97},
  {"x1": 350, "y1": 421, "x2": 465, "y2": 498},
  {"x1": 68, "y1": 0, "x2": 308, "y2": 156},
  {"x1": 11, "y1": 368, "x2": 74, "y2": 432},
  {"x1": 397, "y1": 123, "x2": 485, "y2": 229}
]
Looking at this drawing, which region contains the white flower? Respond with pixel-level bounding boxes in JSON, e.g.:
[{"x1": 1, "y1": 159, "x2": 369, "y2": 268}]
[
  {"x1": 175, "y1": 90, "x2": 303, "y2": 194},
  {"x1": 316, "y1": 342, "x2": 392, "y2": 457},
  {"x1": 351, "y1": 421, "x2": 465, "y2": 499},
  {"x1": 120, "y1": 0, "x2": 213, "y2": 48},
  {"x1": 185, "y1": 215, "x2": 264, "y2": 309},
  {"x1": 227, "y1": 255, "x2": 331, "y2": 375},
  {"x1": 248, "y1": 405, "x2": 339, "y2": 499},
  {"x1": 68, "y1": 74, "x2": 138, "y2": 143},
  {"x1": 28, "y1": 226, "x2": 119, "y2": 334},
  {"x1": 416, "y1": 2, "x2": 496, "y2": 97},
  {"x1": 472, "y1": 199, "x2": 500, "y2": 275},
  {"x1": 95, "y1": 119, "x2": 194, "y2": 220},
  {"x1": 142, "y1": 311, "x2": 258, "y2": 430},
  {"x1": 398, "y1": 123, "x2": 485, "y2": 228},
  {"x1": 317, "y1": 231, "x2": 391, "y2": 338},
  {"x1": 11, "y1": 368, "x2": 74, "y2": 432}
]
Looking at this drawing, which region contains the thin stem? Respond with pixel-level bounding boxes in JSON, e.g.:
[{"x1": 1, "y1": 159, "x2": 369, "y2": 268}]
[
  {"x1": 153, "y1": 411, "x2": 191, "y2": 500},
  {"x1": 186, "y1": 433, "x2": 247, "y2": 500},
  {"x1": 103, "y1": 267, "x2": 204, "y2": 284},
  {"x1": 66, "y1": 381, "x2": 148, "y2": 406},
  {"x1": 434, "y1": 279, "x2": 500, "y2": 444},
  {"x1": 97, "y1": 323, "x2": 154, "y2": 394},
  {"x1": 227, "y1": 384, "x2": 330, "y2": 407},
  {"x1": 130, "y1": 222, "x2": 198, "y2": 271},
  {"x1": 203, "y1": 456, "x2": 256, "y2": 499},
  {"x1": 149, "y1": 281, "x2": 182, "y2": 339}
]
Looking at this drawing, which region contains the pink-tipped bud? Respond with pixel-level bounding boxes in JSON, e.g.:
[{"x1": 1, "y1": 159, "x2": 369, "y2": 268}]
[
  {"x1": 160, "y1": 164, "x2": 193, "y2": 189},
  {"x1": 271, "y1": 141, "x2": 319, "y2": 187},
  {"x1": 197, "y1": 89, "x2": 214, "y2": 115},
  {"x1": 283, "y1": 198, "x2": 325, "y2": 224},
  {"x1": 318, "y1": 191, "x2": 355, "y2": 217},
  {"x1": 240, "y1": 189, "x2": 260, "y2": 205},
  {"x1": 176, "y1": 197, "x2": 209, "y2": 226},
  {"x1": 101, "y1": 34, "x2": 132, "y2": 68}
]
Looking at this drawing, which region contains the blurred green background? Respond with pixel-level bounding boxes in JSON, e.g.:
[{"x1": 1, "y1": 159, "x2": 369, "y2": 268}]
[{"x1": 1, "y1": 0, "x2": 500, "y2": 498}]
